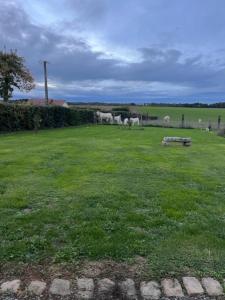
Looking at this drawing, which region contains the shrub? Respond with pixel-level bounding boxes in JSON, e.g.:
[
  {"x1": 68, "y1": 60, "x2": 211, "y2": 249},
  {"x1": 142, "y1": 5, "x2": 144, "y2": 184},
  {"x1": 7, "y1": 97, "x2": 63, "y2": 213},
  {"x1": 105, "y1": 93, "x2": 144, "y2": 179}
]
[
  {"x1": 112, "y1": 106, "x2": 130, "y2": 112},
  {"x1": 0, "y1": 103, "x2": 94, "y2": 132},
  {"x1": 110, "y1": 107, "x2": 130, "y2": 119}
]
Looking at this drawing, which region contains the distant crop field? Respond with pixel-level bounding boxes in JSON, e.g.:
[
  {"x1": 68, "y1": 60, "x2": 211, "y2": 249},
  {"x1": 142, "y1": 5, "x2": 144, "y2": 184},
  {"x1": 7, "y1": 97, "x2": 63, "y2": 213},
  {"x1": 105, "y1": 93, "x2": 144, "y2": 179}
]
[
  {"x1": 71, "y1": 104, "x2": 225, "y2": 124},
  {"x1": 137, "y1": 106, "x2": 225, "y2": 122}
]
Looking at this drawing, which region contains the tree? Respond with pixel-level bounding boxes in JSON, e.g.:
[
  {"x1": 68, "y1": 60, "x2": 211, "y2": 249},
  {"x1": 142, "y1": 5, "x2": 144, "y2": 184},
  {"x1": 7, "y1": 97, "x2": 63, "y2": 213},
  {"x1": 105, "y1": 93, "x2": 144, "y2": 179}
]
[{"x1": 0, "y1": 50, "x2": 35, "y2": 102}]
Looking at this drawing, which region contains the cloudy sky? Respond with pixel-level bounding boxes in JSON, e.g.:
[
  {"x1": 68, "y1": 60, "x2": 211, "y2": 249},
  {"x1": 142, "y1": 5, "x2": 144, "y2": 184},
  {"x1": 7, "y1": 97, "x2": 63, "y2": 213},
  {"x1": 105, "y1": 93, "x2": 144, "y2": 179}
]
[{"x1": 1, "y1": 0, "x2": 225, "y2": 103}]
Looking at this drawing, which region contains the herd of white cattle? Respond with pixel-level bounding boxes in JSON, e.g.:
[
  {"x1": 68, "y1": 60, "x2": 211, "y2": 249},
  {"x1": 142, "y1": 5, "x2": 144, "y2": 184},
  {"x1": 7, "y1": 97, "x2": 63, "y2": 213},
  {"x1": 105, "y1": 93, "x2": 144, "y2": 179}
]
[
  {"x1": 96, "y1": 111, "x2": 212, "y2": 131},
  {"x1": 96, "y1": 111, "x2": 140, "y2": 126},
  {"x1": 96, "y1": 111, "x2": 171, "y2": 126}
]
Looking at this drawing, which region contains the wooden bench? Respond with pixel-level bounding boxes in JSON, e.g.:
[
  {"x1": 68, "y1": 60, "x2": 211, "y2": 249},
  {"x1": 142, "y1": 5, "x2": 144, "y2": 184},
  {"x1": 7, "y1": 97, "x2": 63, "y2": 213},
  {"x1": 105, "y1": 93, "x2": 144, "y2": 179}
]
[{"x1": 162, "y1": 137, "x2": 192, "y2": 146}]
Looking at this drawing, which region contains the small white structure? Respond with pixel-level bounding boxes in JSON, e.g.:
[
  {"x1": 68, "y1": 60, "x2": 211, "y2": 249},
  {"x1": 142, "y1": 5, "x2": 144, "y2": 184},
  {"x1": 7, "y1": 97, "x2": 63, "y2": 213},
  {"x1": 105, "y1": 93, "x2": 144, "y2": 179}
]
[
  {"x1": 96, "y1": 111, "x2": 113, "y2": 124},
  {"x1": 163, "y1": 115, "x2": 170, "y2": 123},
  {"x1": 130, "y1": 117, "x2": 140, "y2": 126},
  {"x1": 162, "y1": 136, "x2": 192, "y2": 146},
  {"x1": 114, "y1": 115, "x2": 122, "y2": 125}
]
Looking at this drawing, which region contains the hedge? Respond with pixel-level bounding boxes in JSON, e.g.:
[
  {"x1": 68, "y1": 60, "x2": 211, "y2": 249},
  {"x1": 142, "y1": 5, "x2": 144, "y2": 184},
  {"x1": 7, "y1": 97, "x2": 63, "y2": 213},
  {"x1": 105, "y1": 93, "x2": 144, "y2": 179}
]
[
  {"x1": 0, "y1": 103, "x2": 94, "y2": 132},
  {"x1": 112, "y1": 107, "x2": 130, "y2": 112}
]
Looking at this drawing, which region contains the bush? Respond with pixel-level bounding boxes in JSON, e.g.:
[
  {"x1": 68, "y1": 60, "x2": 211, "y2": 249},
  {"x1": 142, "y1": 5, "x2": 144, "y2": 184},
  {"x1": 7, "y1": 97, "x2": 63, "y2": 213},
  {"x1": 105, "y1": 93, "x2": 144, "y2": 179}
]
[
  {"x1": 112, "y1": 106, "x2": 130, "y2": 112},
  {"x1": 110, "y1": 107, "x2": 130, "y2": 119},
  {"x1": 144, "y1": 116, "x2": 158, "y2": 120},
  {"x1": 0, "y1": 103, "x2": 94, "y2": 132}
]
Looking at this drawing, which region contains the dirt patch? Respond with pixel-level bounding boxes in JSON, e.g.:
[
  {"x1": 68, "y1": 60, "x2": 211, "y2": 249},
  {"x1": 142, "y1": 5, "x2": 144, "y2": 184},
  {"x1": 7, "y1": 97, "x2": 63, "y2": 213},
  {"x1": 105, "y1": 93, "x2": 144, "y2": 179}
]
[
  {"x1": 79, "y1": 257, "x2": 148, "y2": 280},
  {"x1": 0, "y1": 257, "x2": 149, "y2": 284}
]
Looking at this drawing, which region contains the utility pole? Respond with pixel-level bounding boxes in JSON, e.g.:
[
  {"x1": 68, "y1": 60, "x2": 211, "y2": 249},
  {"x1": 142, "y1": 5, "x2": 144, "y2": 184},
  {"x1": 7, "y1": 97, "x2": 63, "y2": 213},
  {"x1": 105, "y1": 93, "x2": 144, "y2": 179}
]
[{"x1": 43, "y1": 61, "x2": 49, "y2": 105}]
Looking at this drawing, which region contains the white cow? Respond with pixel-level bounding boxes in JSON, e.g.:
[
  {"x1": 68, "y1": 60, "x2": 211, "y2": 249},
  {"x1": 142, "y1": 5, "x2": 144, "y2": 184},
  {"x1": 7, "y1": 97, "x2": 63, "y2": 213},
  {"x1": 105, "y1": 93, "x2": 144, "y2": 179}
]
[
  {"x1": 114, "y1": 115, "x2": 122, "y2": 125},
  {"x1": 198, "y1": 118, "x2": 203, "y2": 129},
  {"x1": 130, "y1": 117, "x2": 140, "y2": 126},
  {"x1": 163, "y1": 115, "x2": 170, "y2": 123},
  {"x1": 124, "y1": 118, "x2": 129, "y2": 125},
  {"x1": 96, "y1": 111, "x2": 113, "y2": 124}
]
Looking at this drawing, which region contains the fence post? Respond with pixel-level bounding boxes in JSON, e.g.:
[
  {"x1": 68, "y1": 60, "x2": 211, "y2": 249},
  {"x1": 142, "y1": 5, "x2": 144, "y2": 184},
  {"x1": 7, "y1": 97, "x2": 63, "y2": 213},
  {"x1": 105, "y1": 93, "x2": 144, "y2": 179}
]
[
  {"x1": 94, "y1": 112, "x2": 97, "y2": 124},
  {"x1": 208, "y1": 120, "x2": 212, "y2": 131},
  {"x1": 181, "y1": 114, "x2": 185, "y2": 128},
  {"x1": 218, "y1": 115, "x2": 221, "y2": 129}
]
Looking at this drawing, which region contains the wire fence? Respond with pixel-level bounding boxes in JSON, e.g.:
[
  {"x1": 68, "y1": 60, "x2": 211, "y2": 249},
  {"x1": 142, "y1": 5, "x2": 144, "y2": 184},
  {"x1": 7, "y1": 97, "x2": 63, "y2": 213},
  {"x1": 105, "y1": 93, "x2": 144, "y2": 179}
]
[
  {"x1": 141, "y1": 119, "x2": 224, "y2": 130},
  {"x1": 95, "y1": 110, "x2": 225, "y2": 131}
]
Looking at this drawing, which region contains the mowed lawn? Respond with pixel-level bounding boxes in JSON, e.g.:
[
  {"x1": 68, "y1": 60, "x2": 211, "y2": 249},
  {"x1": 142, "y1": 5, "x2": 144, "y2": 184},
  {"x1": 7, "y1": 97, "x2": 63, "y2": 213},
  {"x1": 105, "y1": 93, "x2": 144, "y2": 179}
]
[{"x1": 1, "y1": 125, "x2": 225, "y2": 277}]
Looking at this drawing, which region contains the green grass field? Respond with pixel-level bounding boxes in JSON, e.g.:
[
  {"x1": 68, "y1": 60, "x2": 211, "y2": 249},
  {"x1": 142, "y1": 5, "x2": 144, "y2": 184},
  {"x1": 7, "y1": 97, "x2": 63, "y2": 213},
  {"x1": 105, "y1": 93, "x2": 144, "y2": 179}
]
[
  {"x1": 137, "y1": 106, "x2": 225, "y2": 122},
  {"x1": 1, "y1": 126, "x2": 225, "y2": 277}
]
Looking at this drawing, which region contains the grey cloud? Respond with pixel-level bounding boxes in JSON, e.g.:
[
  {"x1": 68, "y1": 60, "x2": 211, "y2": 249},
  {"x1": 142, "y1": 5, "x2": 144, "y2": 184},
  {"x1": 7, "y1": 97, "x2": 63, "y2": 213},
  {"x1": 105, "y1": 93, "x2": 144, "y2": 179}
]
[
  {"x1": 64, "y1": 0, "x2": 107, "y2": 26},
  {"x1": 140, "y1": 48, "x2": 182, "y2": 62},
  {"x1": 1, "y1": 0, "x2": 225, "y2": 102}
]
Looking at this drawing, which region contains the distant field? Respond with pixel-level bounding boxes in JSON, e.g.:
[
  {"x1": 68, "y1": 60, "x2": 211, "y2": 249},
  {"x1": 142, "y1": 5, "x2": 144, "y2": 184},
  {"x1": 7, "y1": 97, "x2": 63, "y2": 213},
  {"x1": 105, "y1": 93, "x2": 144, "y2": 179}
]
[
  {"x1": 136, "y1": 106, "x2": 225, "y2": 122},
  {"x1": 1, "y1": 126, "x2": 225, "y2": 278},
  {"x1": 71, "y1": 104, "x2": 225, "y2": 123}
]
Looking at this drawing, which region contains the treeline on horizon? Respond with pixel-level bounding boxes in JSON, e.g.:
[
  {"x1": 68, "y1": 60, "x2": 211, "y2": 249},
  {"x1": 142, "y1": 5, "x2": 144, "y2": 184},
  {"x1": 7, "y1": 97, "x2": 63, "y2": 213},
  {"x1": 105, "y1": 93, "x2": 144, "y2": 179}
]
[
  {"x1": 8, "y1": 99, "x2": 225, "y2": 108},
  {"x1": 69, "y1": 101, "x2": 225, "y2": 108},
  {"x1": 145, "y1": 102, "x2": 225, "y2": 108}
]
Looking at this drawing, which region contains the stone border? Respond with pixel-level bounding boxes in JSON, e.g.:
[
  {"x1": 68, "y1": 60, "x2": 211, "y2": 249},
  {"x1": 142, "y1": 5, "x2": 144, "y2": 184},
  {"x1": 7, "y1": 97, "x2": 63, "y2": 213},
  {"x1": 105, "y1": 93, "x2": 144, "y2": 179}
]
[{"x1": 0, "y1": 276, "x2": 224, "y2": 299}]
